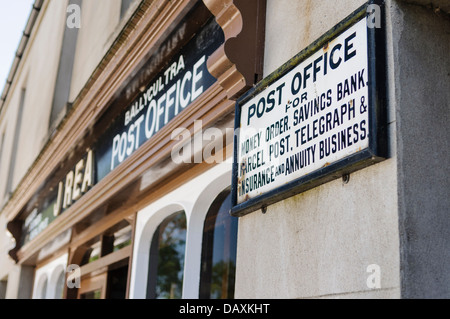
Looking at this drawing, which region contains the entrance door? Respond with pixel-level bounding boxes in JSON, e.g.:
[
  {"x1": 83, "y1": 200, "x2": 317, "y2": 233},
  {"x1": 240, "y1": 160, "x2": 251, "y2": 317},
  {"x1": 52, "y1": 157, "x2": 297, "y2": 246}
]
[{"x1": 78, "y1": 273, "x2": 107, "y2": 299}]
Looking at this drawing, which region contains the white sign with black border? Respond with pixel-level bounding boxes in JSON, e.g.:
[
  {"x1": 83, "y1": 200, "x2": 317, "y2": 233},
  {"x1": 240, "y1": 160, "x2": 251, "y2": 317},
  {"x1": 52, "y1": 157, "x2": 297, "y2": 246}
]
[{"x1": 231, "y1": 2, "x2": 387, "y2": 217}]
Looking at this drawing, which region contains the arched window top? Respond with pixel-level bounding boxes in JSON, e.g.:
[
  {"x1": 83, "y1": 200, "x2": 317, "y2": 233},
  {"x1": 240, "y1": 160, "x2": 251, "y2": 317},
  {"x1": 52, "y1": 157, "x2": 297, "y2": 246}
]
[
  {"x1": 36, "y1": 275, "x2": 48, "y2": 299},
  {"x1": 54, "y1": 269, "x2": 65, "y2": 299}
]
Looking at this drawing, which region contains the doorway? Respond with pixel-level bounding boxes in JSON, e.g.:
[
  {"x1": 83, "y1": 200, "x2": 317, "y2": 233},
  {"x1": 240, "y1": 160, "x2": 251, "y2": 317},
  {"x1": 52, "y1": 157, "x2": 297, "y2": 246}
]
[
  {"x1": 77, "y1": 264, "x2": 129, "y2": 299},
  {"x1": 78, "y1": 273, "x2": 107, "y2": 299}
]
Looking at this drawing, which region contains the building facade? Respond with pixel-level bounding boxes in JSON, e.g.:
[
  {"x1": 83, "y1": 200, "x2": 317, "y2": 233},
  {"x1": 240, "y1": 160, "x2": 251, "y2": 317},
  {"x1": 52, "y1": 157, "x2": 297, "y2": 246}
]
[{"x1": 0, "y1": 0, "x2": 448, "y2": 299}]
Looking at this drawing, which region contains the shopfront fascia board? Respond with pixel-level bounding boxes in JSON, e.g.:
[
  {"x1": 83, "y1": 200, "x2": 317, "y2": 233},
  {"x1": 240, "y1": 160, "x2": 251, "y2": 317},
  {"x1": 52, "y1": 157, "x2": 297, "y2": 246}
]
[
  {"x1": 7, "y1": 0, "x2": 265, "y2": 264},
  {"x1": 15, "y1": 84, "x2": 232, "y2": 265},
  {"x1": 203, "y1": 0, "x2": 266, "y2": 99}
]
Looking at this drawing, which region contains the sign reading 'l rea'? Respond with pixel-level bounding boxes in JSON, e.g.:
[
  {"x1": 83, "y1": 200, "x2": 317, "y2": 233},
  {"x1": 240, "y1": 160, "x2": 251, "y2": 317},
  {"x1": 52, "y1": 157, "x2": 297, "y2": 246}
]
[
  {"x1": 20, "y1": 15, "x2": 224, "y2": 246},
  {"x1": 231, "y1": 3, "x2": 387, "y2": 217}
]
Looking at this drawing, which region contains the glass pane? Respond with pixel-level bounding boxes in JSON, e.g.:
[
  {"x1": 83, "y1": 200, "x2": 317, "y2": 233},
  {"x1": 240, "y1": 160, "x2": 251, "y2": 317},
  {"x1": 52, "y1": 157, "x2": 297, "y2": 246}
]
[
  {"x1": 80, "y1": 290, "x2": 102, "y2": 299},
  {"x1": 80, "y1": 239, "x2": 101, "y2": 266},
  {"x1": 148, "y1": 212, "x2": 186, "y2": 299},
  {"x1": 113, "y1": 225, "x2": 132, "y2": 252},
  {"x1": 107, "y1": 265, "x2": 129, "y2": 299},
  {"x1": 55, "y1": 271, "x2": 65, "y2": 299},
  {"x1": 200, "y1": 190, "x2": 238, "y2": 299}
]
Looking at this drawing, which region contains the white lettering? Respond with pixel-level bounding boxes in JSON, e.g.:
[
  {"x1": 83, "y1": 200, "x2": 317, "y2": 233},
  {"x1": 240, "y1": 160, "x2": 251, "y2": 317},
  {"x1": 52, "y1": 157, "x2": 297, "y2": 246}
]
[
  {"x1": 180, "y1": 71, "x2": 192, "y2": 109},
  {"x1": 165, "y1": 83, "x2": 177, "y2": 124},
  {"x1": 126, "y1": 124, "x2": 135, "y2": 156},
  {"x1": 53, "y1": 182, "x2": 63, "y2": 217},
  {"x1": 145, "y1": 100, "x2": 157, "y2": 139},
  {"x1": 118, "y1": 132, "x2": 127, "y2": 163},
  {"x1": 156, "y1": 94, "x2": 166, "y2": 132},
  {"x1": 63, "y1": 171, "x2": 74, "y2": 209},
  {"x1": 192, "y1": 55, "x2": 205, "y2": 101},
  {"x1": 72, "y1": 159, "x2": 85, "y2": 201},
  {"x1": 111, "y1": 134, "x2": 120, "y2": 171},
  {"x1": 81, "y1": 150, "x2": 94, "y2": 193}
]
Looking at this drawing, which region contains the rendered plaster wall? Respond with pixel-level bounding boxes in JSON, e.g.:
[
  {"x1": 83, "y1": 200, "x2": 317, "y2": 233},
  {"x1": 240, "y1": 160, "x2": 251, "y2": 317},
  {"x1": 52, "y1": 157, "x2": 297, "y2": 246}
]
[
  {"x1": 392, "y1": 1, "x2": 450, "y2": 298},
  {"x1": 0, "y1": 0, "x2": 68, "y2": 203},
  {"x1": 69, "y1": 0, "x2": 121, "y2": 102},
  {"x1": 0, "y1": 0, "x2": 74, "y2": 300},
  {"x1": 236, "y1": 0, "x2": 449, "y2": 299},
  {"x1": 0, "y1": 0, "x2": 123, "y2": 298},
  {"x1": 235, "y1": 0, "x2": 401, "y2": 299}
]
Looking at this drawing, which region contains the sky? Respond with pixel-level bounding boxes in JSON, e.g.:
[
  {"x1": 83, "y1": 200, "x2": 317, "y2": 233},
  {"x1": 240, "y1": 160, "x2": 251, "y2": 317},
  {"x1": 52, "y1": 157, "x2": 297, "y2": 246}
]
[{"x1": 0, "y1": 0, "x2": 35, "y2": 94}]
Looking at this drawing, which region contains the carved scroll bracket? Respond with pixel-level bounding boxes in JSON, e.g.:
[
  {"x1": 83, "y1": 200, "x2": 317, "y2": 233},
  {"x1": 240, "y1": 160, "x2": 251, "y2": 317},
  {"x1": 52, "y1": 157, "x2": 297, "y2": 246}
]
[{"x1": 203, "y1": 0, "x2": 266, "y2": 100}]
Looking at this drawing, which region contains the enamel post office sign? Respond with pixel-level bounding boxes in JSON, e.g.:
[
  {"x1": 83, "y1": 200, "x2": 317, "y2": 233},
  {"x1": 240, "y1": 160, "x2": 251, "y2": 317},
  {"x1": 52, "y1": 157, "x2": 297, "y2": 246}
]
[{"x1": 231, "y1": 2, "x2": 387, "y2": 217}]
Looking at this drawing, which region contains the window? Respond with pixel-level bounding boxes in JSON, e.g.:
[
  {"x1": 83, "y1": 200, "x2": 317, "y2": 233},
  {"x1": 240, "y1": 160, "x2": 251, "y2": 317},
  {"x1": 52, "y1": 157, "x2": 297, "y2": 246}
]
[
  {"x1": 199, "y1": 189, "x2": 238, "y2": 299},
  {"x1": 80, "y1": 224, "x2": 132, "y2": 266},
  {"x1": 36, "y1": 275, "x2": 48, "y2": 299},
  {"x1": 147, "y1": 212, "x2": 187, "y2": 299},
  {"x1": 73, "y1": 221, "x2": 131, "y2": 299},
  {"x1": 49, "y1": 0, "x2": 81, "y2": 128},
  {"x1": 6, "y1": 88, "x2": 26, "y2": 196},
  {"x1": 54, "y1": 270, "x2": 65, "y2": 299},
  {"x1": 80, "y1": 240, "x2": 101, "y2": 265}
]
